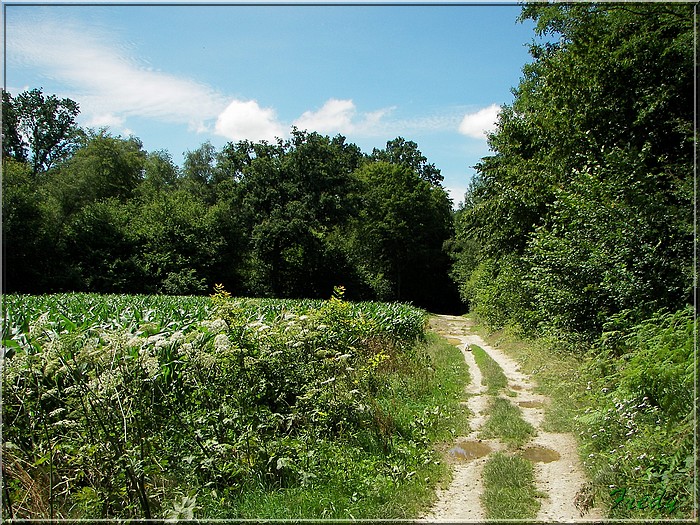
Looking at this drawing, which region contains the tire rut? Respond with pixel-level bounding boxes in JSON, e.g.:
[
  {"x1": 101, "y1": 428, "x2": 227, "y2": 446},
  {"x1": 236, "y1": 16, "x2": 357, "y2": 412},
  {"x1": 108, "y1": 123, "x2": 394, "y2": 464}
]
[{"x1": 422, "y1": 315, "x2": 604, "y2": 522}]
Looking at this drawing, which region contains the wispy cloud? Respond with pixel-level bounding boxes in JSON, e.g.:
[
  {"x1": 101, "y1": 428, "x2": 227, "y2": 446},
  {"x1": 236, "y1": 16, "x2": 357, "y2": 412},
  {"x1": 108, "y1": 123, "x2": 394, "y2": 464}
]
[
  {"x1": 6, "y1": 14, "x2": 228, "y2": 134},
  {"x1": 294, "y1": 99, "x2": 356, "y2": 134},
  {"x1": 293, "y1": 99, "x2": 399, "y2": 137},
  {"x1": 458, "y1": 103, "x2": 501, "y2": 139}
]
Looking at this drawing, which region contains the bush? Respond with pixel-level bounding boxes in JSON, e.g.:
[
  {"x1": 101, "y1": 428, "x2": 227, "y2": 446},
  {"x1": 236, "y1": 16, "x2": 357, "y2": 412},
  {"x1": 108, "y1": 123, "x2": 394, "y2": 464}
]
[
  {"x1": 462, "y1": 256, "x2": 534, "y2": 331},
  {"x1": 577, "y1": 307, "x2": 695, "y2": 518}
]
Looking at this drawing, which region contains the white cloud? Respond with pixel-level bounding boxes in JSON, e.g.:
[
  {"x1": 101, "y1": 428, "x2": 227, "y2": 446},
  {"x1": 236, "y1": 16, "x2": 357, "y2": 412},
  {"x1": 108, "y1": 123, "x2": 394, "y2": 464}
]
[
  {"x1": 6, "y1": 15, "x2": 228, "y2": 133},
  {"x1": 293, "y1": 99, "x2": 398, "y2": 137},
  {"x1": 294, "y1": 99, "x2": 356, "y2": 134},
  {"x1": 458, "y1": 103, "x2": 501, "y2": 140},
  {"x1": 7, "y1": 14, "x2": 499, "y2": 148},
  {"x1": 214, "y1": 99, "x2": 286, "y2": 142},
  {"x1": 85, "y1": 113, "x2": 126, "y2": 129}
]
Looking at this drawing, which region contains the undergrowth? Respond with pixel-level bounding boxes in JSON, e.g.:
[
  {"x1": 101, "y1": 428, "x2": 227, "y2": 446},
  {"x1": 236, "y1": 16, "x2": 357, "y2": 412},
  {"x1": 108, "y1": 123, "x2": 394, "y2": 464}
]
[
  {"x1": 1, "y1": 288, "x2": 469, "y2": 520},
  {"x1": 468, "y1": 306, "x2": 696, "y2": 519}
]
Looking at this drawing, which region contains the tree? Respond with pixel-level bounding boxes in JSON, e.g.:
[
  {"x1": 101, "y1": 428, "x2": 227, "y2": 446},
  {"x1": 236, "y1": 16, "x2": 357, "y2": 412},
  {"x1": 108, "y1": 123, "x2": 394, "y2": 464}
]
[
  {"x1": 140, "y1": 150, "x2": 180, "y2": 194},
  {"x1": 1, "y1": 88, "x2": 83, "y2": 174},
  {"x1": 452, "y1": 2, "x2": 693, "y2": 333},
  {"x1": 233, "y1": 130, "x2": 363, "y2": 297},
  {"x1": 50, "y1": 131, "x2": 147, "y2": 217},
  {"x1": 129, "y1": 189, "x2": 224, "y2": 294},
  {"x1": 2, "y1": 159, "x2": 49, "y2": 291},
  {"x1": 371, "y1": 137, "x2": 443, "y2": 185},
  {"x1": 349, "y1": 161, "x2": 454, "y2": 307}
]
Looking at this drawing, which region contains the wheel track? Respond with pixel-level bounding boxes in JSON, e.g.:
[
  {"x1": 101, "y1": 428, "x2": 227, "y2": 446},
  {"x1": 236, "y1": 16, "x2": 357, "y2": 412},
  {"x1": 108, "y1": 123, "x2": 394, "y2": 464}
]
[{"x1": 422, "y1": 315, "x2": 604, "y2": 522}]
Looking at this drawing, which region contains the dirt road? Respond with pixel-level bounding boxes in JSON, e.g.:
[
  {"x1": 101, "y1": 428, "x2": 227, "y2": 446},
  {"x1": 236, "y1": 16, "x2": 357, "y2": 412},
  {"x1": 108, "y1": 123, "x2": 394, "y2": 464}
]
[{"x1": 422, "y1": 314, "x2": 604, "y2": 522}]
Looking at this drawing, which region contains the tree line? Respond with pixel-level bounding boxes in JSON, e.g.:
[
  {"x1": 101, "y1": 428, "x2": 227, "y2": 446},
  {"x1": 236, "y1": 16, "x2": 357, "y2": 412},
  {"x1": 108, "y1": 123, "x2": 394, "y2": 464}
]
[
  {"x1": 449, "y1": 2, "x2": 693, "y2": 339},
  {"x1": 2, "y1": 91, "x2": 459, "y2": 311}
]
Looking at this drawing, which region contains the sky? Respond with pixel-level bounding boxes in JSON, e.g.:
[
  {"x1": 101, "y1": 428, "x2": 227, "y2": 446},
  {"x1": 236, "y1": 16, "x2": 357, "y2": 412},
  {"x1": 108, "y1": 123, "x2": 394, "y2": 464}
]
[{"x1": 4, "y1": 1, "x2": 539, "y2": 206}]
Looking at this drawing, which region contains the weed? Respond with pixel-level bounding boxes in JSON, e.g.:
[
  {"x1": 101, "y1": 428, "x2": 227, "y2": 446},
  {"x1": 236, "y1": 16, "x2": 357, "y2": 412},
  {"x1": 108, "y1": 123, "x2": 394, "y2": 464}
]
[
  {"x1": 479, "y1": 397, "x2": 536, "y2": 448},
  {"x1": 481, "y1": 452, "x2": 542, "y2": 519}
]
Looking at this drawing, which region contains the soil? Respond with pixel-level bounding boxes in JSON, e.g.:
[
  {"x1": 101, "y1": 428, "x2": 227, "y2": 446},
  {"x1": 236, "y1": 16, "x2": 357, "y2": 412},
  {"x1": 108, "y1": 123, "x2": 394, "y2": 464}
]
[{"x1": 421, "y1": 314, "x2": 605, "y2": 522}]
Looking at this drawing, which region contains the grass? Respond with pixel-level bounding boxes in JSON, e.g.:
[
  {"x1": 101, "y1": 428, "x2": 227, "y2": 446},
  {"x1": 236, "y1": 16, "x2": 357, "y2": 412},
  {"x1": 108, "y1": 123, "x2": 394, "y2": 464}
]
[
  {"x1": 481, "y1": 452, "x2": 543, "y2": 519},
  {"x1": 468, "y1": 324, "x2": 585, "y2": 433},
  {"x1": 479, "y1": 396, "x2": 536, "y2": 448},
  {"x1": 212, "y1": 332, "x2": 472, "y2": 519},
  {"x1": 469, "y1": 344, "x2": 508, "y2": 393}
]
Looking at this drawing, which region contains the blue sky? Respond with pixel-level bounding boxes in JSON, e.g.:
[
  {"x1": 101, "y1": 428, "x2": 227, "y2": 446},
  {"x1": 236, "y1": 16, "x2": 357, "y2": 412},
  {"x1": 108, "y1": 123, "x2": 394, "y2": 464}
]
[{"x1": 4, "y1": 1, "x2": 539, "y2": 205}]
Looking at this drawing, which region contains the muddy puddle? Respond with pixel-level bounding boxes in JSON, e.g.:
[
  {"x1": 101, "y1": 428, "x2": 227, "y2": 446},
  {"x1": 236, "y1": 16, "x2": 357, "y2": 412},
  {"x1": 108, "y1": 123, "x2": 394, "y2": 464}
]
[
  {"x1": 521, "y1": 445, "x2": 560, "y2": 463},
  {"x1": 518, "y1": 400, "x2": 546, "y2": 408},
  {"x1": 447, "y1": 441, "x2": 492, "y2": 462}
]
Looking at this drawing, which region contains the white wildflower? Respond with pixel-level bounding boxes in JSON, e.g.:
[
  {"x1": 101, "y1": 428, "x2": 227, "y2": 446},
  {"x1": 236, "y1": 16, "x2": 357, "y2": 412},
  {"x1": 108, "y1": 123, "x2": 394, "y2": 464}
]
[
  {"x1": 199, "y1": 352, "x2": 216, "y2": 369},
  {"x1": 203, "y1": 319, "x2": 228, "y2": 333},
  {"x1": 141, "y1": 355, "x2": 160, "y2": 378},
  {"x1": 214, "y1": 334, "x2": 230, "y2": 352},
  {"x1": 147, "y1": 334, "x2": 165, "y2": 345},
  {"x1": 181, "y1": 343, "x2": 194, "y2": 357},
  {"x1": 29, "y1": 312, "x2": 51, "y2": 337},
  {"x1": 48, "y1": 407, "x2": 67, "y2": 418}
]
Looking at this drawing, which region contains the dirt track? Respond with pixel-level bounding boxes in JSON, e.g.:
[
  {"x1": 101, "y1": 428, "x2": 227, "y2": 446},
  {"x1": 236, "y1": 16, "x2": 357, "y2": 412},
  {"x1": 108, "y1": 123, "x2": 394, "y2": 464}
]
[{"x1": 421, "y1": 314, "x2": 604, "y2": 522}]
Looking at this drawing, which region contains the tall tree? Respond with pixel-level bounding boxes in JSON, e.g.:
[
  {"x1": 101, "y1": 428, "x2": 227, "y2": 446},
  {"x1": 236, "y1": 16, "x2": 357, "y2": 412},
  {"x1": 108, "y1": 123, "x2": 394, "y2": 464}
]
[
  {"x1": 371, "y1": 137, "x2": 443, "y2": 185},
  {"x1": 349, "y1": 161, "x2": 454, "y2": 306},
  {"x1": 1, "y1": 88, "x2": 83, "y2": 174},
  {"x1": 453, "y1": 2, "x2": 693, "y2": 334}
]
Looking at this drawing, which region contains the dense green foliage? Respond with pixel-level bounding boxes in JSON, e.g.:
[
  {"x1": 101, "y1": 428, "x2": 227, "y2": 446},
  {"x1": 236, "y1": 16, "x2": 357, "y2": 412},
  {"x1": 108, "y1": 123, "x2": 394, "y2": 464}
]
[
  {"x1": 451, "y1": 2, "x2": 693, "y2": 336},
  {"x1": 580, "y1": 307, "x2": 695, "y2": 518},
  {"x1": 1, "y1": 290, "x2": 469, "y2": 519},
  {"x1": 2, "y1": 91, "x2": 458, "y2": 311}
]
